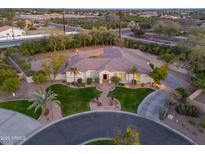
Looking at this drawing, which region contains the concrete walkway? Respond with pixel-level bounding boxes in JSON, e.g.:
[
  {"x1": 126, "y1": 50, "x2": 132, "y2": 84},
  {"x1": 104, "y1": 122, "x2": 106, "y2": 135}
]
[
  {"x1": 137, "y1": 88, "x2": 172, "y2": 122},
  {"x1": 0, "y1": 109, "x2": 42, "y2": 145},
  {"x1": 91, "y1": 84, "x2": 120, "y2": 111}
]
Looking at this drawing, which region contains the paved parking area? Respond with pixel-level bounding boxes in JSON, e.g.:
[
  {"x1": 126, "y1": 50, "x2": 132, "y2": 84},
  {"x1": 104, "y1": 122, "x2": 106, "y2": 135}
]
[
  {"x1": 0, "y1": 109, "x2": 42, "y2": 145},
  {"x1": 23, "y1": 111, "x2": 194, "y2": 145}
]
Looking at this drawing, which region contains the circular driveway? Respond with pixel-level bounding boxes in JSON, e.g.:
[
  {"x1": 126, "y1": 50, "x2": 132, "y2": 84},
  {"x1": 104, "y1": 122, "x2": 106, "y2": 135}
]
[{"x1": 23, "y1": 111, "x2": 194, "y2": 145}]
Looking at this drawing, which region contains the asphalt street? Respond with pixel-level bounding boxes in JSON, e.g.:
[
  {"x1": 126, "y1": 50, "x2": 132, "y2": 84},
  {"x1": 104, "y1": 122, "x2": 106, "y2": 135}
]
[{"x1": 23, "y1": 111, "x2": 194, "y2": 145}]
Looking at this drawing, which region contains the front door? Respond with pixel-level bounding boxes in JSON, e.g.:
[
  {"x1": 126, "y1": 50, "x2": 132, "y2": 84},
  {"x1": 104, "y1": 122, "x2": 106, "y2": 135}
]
[{"x1": 102, "y1": 74, "x2": 108, "y2": 83}]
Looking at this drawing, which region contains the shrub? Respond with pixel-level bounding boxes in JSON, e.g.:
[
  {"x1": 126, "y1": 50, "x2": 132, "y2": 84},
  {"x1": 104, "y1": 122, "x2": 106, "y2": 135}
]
[
  {"x1": 159, "y1": 52, "x2": 176, "y2": 63},
  {"x1": 199, "y1": 120, "x2": 205, "y2": 129},
  {"x1": 77, "y1": 78, "x2": 83, "y2": 84},
  {"x1": 175, "y1": 87, "x2": 189, "y2": 103},
  {"x1": 175, "y1": 104, "x2": 200, "y2": 117},
  {"x1": 189, "y1": 118, "x2": 196, "y2": 125},
  {"x1": 111, "y1": 76, "x2": 121, "y2": 85},
  {"x1": 33, "y1": 70, "x2": 48, "y2": 84},
  {"x1": 87, "y1": 78, "x2": 93, "y2": 85},
  {"x1": 159, "y1": 107, "x2": 168, "y2": 120}
]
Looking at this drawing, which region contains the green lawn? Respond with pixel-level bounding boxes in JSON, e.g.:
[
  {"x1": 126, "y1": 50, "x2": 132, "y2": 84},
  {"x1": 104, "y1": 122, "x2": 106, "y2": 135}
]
[
  {"x1": 86, "y1": 140, "x2": 115, "y2": 145},
  {"x1": 0, "y1": 100, "x2": 41, "y2": 119},
  {"x1": 48, "y1": 84, "x2": 100, "y2": 116},
  {"x1": 0, "y1": 85, "x2": 153, "y2": 119},
  {"x1": 109, "y1": 87, "x2": 154, "y2": 112}
]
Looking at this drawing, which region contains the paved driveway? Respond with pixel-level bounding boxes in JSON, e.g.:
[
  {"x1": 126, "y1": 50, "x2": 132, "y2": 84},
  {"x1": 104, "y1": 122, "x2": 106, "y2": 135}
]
[
  {"x1": 23, "y1": 111, "x2": 194, "y2": 145},
  {"x1": 0, "y1": 109, "x2": 42, "y2": 145},
  {"x1": 137, "y1": 89, "x2": 172, "y2": 122}
]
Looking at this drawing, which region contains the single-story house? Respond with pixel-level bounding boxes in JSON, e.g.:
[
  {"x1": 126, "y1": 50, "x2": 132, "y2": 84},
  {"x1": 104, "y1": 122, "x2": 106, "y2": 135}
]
[
  {"x1": 0, "y1": 26, "x2": 26, "y2": 38},
  {"x1": 65, "y1": 47, "x2": 157, "y2": 84}
]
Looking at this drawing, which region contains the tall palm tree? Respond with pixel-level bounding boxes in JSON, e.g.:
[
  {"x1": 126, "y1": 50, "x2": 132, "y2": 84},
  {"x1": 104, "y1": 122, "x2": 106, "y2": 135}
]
[
  {"x1": 69, "y1": 67, "x2": 79, "y2": 84},
  {"x1": 129, "y1": 66, "x2": 138, "y2": 85},
  {"x1": 28, "y1": 89, "x2": 61, "y2": 117}
]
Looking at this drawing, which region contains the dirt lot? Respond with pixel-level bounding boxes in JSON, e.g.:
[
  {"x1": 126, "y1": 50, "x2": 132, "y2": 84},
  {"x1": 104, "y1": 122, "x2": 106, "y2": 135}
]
[{"x1": 162, "y1": 102, "x2": 205, "y2": 145}]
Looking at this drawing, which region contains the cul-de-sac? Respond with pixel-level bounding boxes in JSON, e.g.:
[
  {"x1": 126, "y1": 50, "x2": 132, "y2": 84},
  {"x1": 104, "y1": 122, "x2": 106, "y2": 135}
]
[{"x1": 0, "y1": 9, "x2": 205, "y2": 145}]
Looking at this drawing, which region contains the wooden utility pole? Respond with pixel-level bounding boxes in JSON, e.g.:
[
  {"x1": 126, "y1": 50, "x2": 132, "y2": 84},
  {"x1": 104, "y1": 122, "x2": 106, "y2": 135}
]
[{"x1": 62, "y1": 9, "x2": 66, "y2": 34}]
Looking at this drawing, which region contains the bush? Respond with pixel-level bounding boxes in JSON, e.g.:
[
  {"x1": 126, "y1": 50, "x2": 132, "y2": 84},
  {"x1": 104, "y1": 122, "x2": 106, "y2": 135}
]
[
  {"x1": 199, "y1": 120, "x2": 205, "y2": 128},
  {"x1": 111, "y1": 76, "x2": 121, "y2": 85},
  {"x1": 159, "y1": 52, "x2": 176, "y2": 63},
  {"x1": 87, "y1": 78, "x2": 93, "y2": 85},
  {"x1": 33, "y1": 70, "x2": 48, "y2": 84},
  {"x1": 189, "y1": 118, "x2": 196, "y2": 125},
  {"x1": 77, "y1": 78, "x2": 83, "y2": 84},
  {"x1": 175, "y1": 87, "x2": 189, "y2": 102},
  {"x1": 159, "y1": 107, "x2": 168, "y2": 120},
  {"x1": 175, "y1": 104, "x2": 200, "y2": 117}
]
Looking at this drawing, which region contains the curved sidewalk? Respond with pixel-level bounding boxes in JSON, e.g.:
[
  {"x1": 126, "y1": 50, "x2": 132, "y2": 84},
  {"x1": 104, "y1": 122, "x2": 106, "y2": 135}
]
[
  {"x1": 137, "y1": 89, "x2": 172, "y2": 122},
  {"x1": 0, "y1": 109, "x2": 42, "y2": 145},
  {"x1": 23, "y1": 111, "x2": 194, "y2": 145}
]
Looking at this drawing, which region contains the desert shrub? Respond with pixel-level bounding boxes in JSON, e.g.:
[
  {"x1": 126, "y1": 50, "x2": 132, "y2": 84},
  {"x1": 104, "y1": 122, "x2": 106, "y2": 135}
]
[
  {"x1": 175, "y1": 104, "x2": 200, "y2": 117},
  {"x1": 189, "y1": 118, "x2": 196, "y2": 125},
  {"x1": 87, "y1": 78, "x2": 93, "y2": 85},
  {"x1": 199, "y1": 120, "x2": 205, "y2": 129},
  {"x1": 159, "y1": 107, "x2": 169, "y2": 120},
  {"x1": 175, "y1": 87, "x2": 189, "y2": 103}
]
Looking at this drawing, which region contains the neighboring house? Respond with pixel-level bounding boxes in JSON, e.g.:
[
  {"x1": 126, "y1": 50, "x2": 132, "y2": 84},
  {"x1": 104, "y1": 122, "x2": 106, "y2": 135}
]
[
  {"x1": 0, "y1": 26, "x2": 26, "y2": 38},
  {"x1": 65, "y1": 47, "x2": 157, "y2": 84}
]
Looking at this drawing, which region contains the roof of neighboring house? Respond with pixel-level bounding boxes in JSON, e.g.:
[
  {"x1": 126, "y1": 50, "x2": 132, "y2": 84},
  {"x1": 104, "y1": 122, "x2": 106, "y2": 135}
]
[
  {"x1": 0, "y1": 26, "x2": 12, "y2": 32},
  {"x1": 0, "y1": 26, "x2": 25, "y2": 33},
  {"x1": 65, "y1": 47, "x2": 157, "y2": 73}
]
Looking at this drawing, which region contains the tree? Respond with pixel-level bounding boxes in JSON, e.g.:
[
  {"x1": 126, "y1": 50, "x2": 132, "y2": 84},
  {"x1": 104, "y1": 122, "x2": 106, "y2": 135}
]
[
  {"x1": 17, "y1": 20, "x2": 26, "y2": 29},
  {"x1": 0, "y1": 69, "x2": 18, "y2": 86},
  {"x1": 2, "y1": 77, "x2": 19, "y2": 94},
  {"x1": 154, "y1": 20, "x2": 181, "y2": 36},
  {"x1": 33, "y1": 70, "x2": 48, "y2": 84},
  {"x1": 4, "y1": 9, "x2": 16, "y2": 39},
  {"x1": 69, "y1": 67, "x2": 79, "y2": 84},
  {"x1": 114, "y1": 127, "x2": 140, "y2": 145},
  {"x1": 149, "y1": 65, "x2": 169, "y2": 84},
  {"x1": 28, "y1": 89, "x2": 61, "y2": 117},
  {"x1": 132, "y1": 25, "x2": 145, "y2": 36},
  {"x1": 41, "y1": 55, "x2": 66, "y2": 81},
  {"x1": 80, "y1": 32, "x2": 92, "y2": 47},
  {"x1": 189, "y1": 45, "x2": 205, "y2": 72},
  {"x1": 129, "y1": 66, "x2": 138, "y2": 85}
]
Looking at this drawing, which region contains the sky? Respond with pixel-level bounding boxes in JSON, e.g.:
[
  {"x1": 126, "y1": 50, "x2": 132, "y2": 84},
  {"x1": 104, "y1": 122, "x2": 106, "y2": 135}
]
[{"x1": 1, "y1": 0, "x2": 205, "y2": 9}]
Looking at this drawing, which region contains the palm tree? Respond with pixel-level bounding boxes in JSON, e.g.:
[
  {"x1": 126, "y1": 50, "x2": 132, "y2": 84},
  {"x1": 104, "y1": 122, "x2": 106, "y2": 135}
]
[
  {"x1": 129, "y1": 66, "x2": 138, "y2": 85},
  {"x1": 69, "y1": 67, "x2": 79, "y2": 84},
  {"x1": 28, "y1": 89, "x2": 61, "y2": 117}
]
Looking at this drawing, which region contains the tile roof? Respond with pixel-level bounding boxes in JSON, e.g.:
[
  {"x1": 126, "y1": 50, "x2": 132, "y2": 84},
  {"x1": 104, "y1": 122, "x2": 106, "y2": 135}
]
[
  {"x1": 65, "y1": 47, "x2": 154, "y2": 73},
  {"x1": 0, "y1": 26, "x2": 11, "y2": 32}
]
